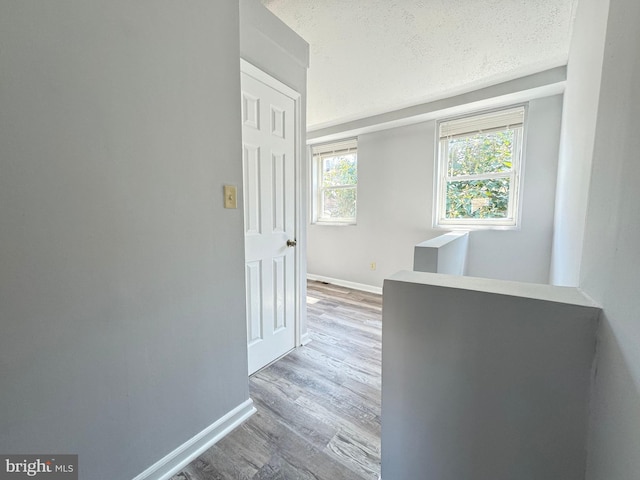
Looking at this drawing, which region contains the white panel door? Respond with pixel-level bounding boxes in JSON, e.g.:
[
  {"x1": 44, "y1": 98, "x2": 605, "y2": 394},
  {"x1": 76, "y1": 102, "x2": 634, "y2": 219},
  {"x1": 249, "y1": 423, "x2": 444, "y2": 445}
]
[{"x1": 241, "y1": 66, "x2": 297, "y2": 375}]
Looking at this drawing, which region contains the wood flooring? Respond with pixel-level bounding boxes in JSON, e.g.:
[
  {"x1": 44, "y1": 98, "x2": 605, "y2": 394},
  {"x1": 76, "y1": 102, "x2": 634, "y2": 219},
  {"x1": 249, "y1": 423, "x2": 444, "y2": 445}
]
[{"x1": 170, "y1": 280, "x2": 382, "y2": 480}]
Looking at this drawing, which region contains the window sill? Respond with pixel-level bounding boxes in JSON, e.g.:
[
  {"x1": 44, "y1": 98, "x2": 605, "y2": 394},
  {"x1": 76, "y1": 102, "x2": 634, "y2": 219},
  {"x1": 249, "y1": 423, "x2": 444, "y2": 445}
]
[
  {"x1": 434, "y1": 223, "x2": 520, "y2": 232},
  {"x1": 312, "y1": 221, "x2": 357, "y2": 226}
]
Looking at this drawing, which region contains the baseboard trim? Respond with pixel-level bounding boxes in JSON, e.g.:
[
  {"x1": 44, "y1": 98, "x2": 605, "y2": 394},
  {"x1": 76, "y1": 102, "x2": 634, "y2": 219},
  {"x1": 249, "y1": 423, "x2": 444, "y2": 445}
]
[
  {"x1": 300, "y1": 332, "x2": 312, "y2": 346},
  {"x1": 307, "y1": 274, "x2": 383, "y2": 295},
  {"x1": 132, "y1": 399, "x2": 256, "y2": 480}
]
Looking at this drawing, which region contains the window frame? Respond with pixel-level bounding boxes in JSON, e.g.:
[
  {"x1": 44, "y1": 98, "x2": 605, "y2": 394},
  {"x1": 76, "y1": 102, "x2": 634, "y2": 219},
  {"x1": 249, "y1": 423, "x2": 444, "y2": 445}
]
[
  {"x1": 311, "y1": 139, "x2": 358, "y2": 225},
  {"x1": 434, "y1": 105, "x2": 527, "y2": 230}
]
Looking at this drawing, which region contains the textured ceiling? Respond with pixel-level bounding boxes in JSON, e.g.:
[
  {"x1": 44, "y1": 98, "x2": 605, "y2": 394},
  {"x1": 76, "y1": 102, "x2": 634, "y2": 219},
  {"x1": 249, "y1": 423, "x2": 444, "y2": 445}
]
[{"x1": 261, "y1": 0, "x2": 577, "y2": 129}]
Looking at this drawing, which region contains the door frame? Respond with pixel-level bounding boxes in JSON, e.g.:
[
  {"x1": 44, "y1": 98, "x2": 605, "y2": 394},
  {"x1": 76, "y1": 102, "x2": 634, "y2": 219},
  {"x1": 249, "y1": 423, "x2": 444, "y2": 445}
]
[{"x1": 240, "y1": 59, "x2": 304, "y2": 350}]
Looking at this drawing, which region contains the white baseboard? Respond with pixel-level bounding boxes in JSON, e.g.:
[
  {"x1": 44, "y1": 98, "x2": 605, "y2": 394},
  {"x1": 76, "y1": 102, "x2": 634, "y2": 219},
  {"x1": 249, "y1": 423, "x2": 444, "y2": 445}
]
[
  {"x1": 307, "y1": 274, "x2": 383, "y2": 295},
  {"x1": 132, "y1": 399, "x2": 256, "y2": 480},
  {"x1": 300, "y1": 332, "x2": 312, "y2": 346}
]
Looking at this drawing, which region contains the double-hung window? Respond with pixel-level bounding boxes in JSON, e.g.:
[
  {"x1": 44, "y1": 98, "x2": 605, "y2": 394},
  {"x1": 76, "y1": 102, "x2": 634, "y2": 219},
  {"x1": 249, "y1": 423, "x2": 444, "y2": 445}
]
[
  {"x1": 311, "y1": 139, "x2": 358, "y2": 224},
  {"x1": 435, "y1": 106, "x2": 525, "y2": 228}
]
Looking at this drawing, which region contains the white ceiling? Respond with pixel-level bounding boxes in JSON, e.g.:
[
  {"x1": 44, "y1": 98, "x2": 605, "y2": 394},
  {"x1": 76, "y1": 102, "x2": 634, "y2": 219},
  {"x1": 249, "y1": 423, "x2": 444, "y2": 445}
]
[{"x1": 261, "y1": 0, "x2": 577, "y2": 130}]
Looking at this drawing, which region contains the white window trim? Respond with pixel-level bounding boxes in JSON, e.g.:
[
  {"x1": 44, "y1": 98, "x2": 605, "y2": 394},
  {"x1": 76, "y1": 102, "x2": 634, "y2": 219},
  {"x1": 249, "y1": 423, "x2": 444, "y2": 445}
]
[
  {"x1": 311, "y1": 139, "x2": 358, "y2": 225},
  {"x1": 434, "y1": 105, "x2": 527, "y2": 230}
]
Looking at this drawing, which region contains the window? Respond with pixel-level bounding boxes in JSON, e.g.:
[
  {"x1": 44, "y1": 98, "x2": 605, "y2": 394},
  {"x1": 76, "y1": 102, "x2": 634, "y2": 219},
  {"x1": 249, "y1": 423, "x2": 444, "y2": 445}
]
[
  {"x1": 311, "y1": 139, "x2": 358, "y2": 224},
  {"x1": 435, "y1": 106, "x2": 525, "y2": 228}
]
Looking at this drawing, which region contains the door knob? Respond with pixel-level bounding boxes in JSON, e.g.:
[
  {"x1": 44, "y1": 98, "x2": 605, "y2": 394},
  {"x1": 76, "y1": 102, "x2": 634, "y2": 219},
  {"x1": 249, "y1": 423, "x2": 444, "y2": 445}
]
[{"x1": 286, "y1": 239, "x2": 297, "y2": 247}]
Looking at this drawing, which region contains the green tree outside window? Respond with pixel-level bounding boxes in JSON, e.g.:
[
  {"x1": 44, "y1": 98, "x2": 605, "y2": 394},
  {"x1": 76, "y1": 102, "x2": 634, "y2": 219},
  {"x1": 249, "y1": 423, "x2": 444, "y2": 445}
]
[{"x1": 445, "y1": 131, "x2": 514, "y2": 219}]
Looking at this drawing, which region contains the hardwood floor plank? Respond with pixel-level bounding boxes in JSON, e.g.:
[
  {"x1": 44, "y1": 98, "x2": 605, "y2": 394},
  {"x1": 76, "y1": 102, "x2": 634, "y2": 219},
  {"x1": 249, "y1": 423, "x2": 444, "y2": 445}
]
[
  {"x1": 293, "y1": 344, "x2": 381, "y2": 389},
  {"x1": 266, "y1": 355, "x2": 381, "y2": 420},
  {"x1": 249, "y1": 381, "x2": 338, "y2": 452},
  {"x1": 294, "y1": 395, "x2": 380, "y2": 455},
  {"x1": 170, "y1": 280, "x2": 382, "y2": 480},
  {"x1": 326, "y1": 429, "x2": 380, "y2": 480}
]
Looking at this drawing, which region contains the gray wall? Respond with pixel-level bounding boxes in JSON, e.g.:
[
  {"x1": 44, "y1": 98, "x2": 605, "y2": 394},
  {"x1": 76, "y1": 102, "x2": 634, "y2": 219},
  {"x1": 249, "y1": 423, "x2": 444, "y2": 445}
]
[
  {"x1": 240, "y1": 0, "x2": 308, "y2": 95},
  {"x1": 0, "y1": 2, "x2": 249, "y2": 479},
  {"x1": 307, "y1": 95, "x2": 562, "y2": 287},
  {"x1": 578, "y1": 0, "x2": 640, "y2": 478},
  {"x1": 549, "y1": 0, "x2": 610, "y2": 286},
  {"x1": 382, "y1": 271, "x2": 600, "y2": 480}
]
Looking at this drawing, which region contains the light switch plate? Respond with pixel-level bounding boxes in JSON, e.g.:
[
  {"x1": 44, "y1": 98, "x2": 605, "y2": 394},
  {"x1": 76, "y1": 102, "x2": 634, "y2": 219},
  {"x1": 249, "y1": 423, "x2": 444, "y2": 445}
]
[{"x1": 224, "y1": 185, "x2": 237, "y2": 209}]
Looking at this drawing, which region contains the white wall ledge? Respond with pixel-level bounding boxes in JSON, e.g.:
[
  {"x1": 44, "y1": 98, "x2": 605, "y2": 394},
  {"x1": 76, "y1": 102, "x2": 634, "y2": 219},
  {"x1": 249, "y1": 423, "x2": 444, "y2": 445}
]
[
  {"x1": 388, "y1": 270, "x2": 600, "y2": 308},
  {"x1": 415, "y1": 231, "x2": 468, "y2": 249}
]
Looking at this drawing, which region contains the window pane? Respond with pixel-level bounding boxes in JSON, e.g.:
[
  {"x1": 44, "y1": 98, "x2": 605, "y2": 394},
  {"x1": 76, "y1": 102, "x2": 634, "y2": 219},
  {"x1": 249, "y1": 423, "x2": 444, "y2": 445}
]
[
  {"x1": 447, "y1": 130, "x2": 514, "y2": 176},
  {"x1": 322, "y1": 154, "x2": 357, "y2": 187},
  {"x1": 445, "y1": 178, "x2": 511, "y2": 219},
  {"x1": 321, "y1": 187, "x2": 356, "y2": 220}
]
